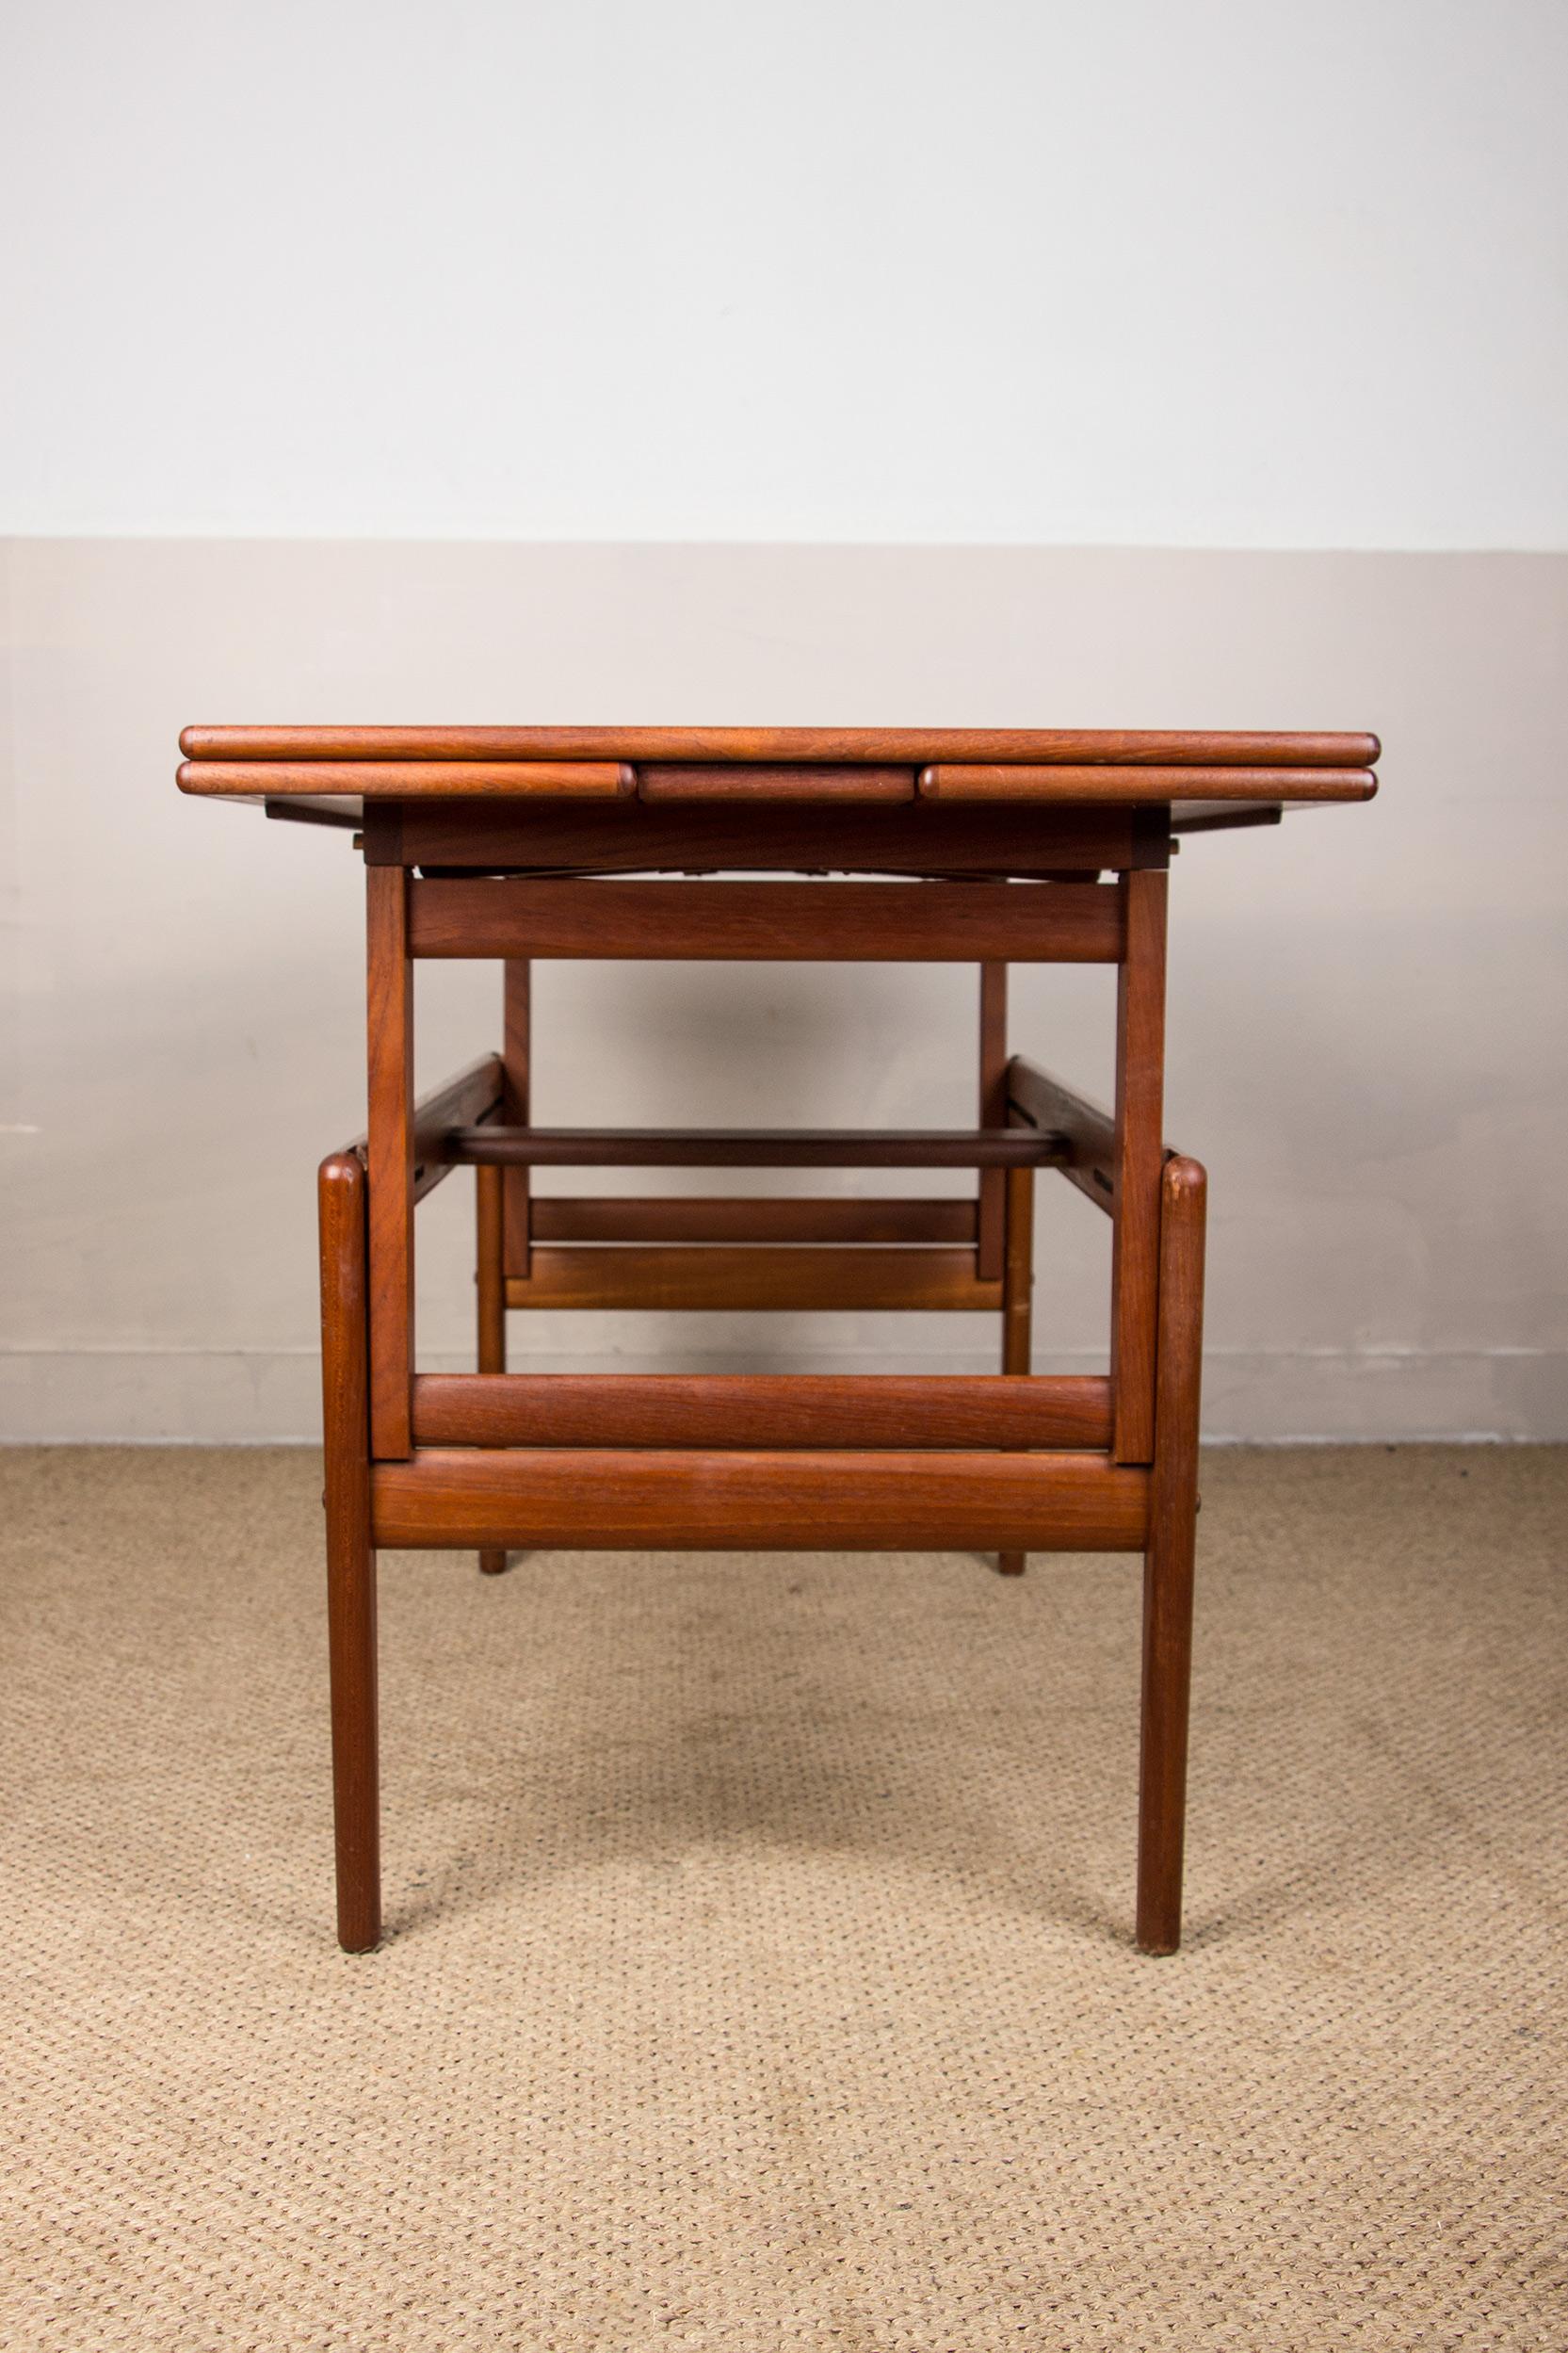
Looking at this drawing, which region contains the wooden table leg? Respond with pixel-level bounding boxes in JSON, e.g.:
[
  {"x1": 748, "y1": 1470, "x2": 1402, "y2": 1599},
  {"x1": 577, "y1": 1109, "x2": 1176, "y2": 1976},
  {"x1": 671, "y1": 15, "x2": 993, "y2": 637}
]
[
  {"x1": 319, "y1": 1150, "x2": 381, "y2": 1953},
  {"x1": 997, "y1": 1161, "x2": 1035, "y2": 1576},
  {"x1": 1136, "y1": 1155, "x2": 1206, "y2": 1954},
  {"x1": 475, "y1": 1160, "x2": 509, "y2": 1576}
]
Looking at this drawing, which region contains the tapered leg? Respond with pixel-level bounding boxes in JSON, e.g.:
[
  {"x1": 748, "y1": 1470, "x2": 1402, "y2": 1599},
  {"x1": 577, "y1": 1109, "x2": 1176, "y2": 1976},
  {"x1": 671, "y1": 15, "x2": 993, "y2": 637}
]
[
  {"x1": 1136, "y1": 1156, "x2": 1207, "y2": 1955},
  {"x1": 319, "y1": 1151, "x2": 381, "y2": 1954},
  {"x1": 475, "y1": 1160, "x2": 509, "y2": 1575},
  {"x1": 997, "y1": 1161, "x2": 1035, "y2": 1576}
]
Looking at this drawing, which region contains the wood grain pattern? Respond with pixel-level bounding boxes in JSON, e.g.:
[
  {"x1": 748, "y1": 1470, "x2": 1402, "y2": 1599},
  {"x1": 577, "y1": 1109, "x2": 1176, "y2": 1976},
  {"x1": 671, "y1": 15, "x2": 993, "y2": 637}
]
[
  {"x1": 919, "y1": 764, "x2": 1376, "y2": 804},
  {"x1": 411, "y1": 1054, "x2": 503, "y2": 1203},
  {"x1": 412, "y1": 1373, "x2": 1113, "y2": 1452},
  {"x1": 1137, "y1": 1156, "x2": 1207, "y2": 1955},
  {"x1": 996, "y1": 1160, "x2": 1037, "y2": 1578},
  {"x1": 1111, "y1": 870, "x2": 1168, "y2": 1463},
  {"x1": 317, "y1": 1150, "x2": 380, "y2": 1953},
  {"x1": 181, "y1": 724, "x2": 1379, "y2": 768},
  {"x1": 445, "y1": 1127, "x2": 1065, "y2": 1168},
  {"x1": 529, "y1": 1196, "x2": 977, "y2": 1244},
  {"x1": 501, "y1": 960, "x2": 531, "y2": 1280},
  {"x1": 180, "y1": 760, "x2": 634, "y2": 798},
  {"x1": 1008, "y1": 1055, "x2": 1118, "y2": 1215},
  {"x1": 409, "y1": 878, "x2": 1123, "y2": 964},
  {"x1": 386, "y1": 800, "x2": 1144, "y2": 876},
  {"x1": 978, "y1": 965, "x2": 1008, "y2": 1281},
  {"x1": 372, "y1": 1448, "x2": 1149, "y2": 1552},
  {"x1": 365, "y1": 867, "x2": 414, "y2": 1458},
  {"x1": 504, "y1": 1245, "x2": 1001, "y2": 1313},
  {"x1": 474, "y1": 1163, "x2": 508, "y2": 1576},
  {"x1": 638, "y1": 765, "x2": 914, "y2": 803}
]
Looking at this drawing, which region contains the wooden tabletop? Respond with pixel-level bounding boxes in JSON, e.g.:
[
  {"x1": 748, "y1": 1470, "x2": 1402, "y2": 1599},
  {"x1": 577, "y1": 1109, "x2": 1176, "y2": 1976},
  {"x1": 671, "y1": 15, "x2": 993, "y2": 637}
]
[{"x1": 178, "y1": 725, "x2": 1379, "y2": 829}]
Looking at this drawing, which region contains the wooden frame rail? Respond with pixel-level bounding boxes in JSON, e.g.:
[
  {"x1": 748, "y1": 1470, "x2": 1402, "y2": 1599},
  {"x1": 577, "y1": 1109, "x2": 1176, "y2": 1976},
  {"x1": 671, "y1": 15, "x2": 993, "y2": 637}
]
[
  {"x1": 371, "y1": 1448, "x2": 1149, "y2": 1552},
  {"x1": 530, "y1": 1197, "x2": 977, "y2": 1244},
  {"x1": 501, "y1": 1246, "x2": 1000, "y2": 1313},
  {"x1": 411, "y1": 1372, "x2": 1113, "y2": 1450},
  {"x1": 444, "y1": 1126, "x2": 1066, "y2": 1169},
  {"x1": 408, "y1": 877, "x2": 1123, "y2": 963}
]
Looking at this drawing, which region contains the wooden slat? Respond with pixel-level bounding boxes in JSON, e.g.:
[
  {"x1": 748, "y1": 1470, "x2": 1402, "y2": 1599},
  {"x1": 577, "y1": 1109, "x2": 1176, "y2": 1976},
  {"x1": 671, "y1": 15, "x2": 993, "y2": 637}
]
[
  {"x1": 475, "y1": 1160, "x2": 508, "y2": 1575},
  {"x1": 1002, "y1": 1165, "x2": 1035, "y2": 1378},
  {"x1": 383, "y1": 799, "x2": 1145, "y2": 877},
  {"x1": 408, "y1": 878, "x2": 1123, "y2": 963},
  {"x1": 978, "y1": 965, "x2": 1008, "y2": 1280},
  {"x1": 1007, "y1": 1056, "x2": 1118, "y2": 1214},
  {"x1": 638, "y1": 764, "x2": 914, "y2": 803},
  {"x1": 995, "y1": 1160, "x2": 1038, "y2": 1577},
  {"x1": 501, "y1": 960, "x2": 531, "y2": 1278},
  {"x1": 446, "y1": 1127, "x2": 1065, "y2": 1169},
  {"x1": 505, "y1": 1245, "x2": 1000, "y2": 1312},
  {"x1": 365, "y1": 867, "x2": 414, "y2": 1457},
  {"x1": 180, "y1": 760, "x2": 634, "y2": 798},
  {"x1": 372, "y1": 1447, "x2": 1149, "y2": 1551},
  {"x1": 919, "y1": 765, "x2": 1377, "y2": 803},
  {"x1": 1110, "y1": 870, "x2": 1168, "y2": 1462},
  {"x1": 531, "y1": 1196, "x2": 976, "y2": 1243},
  {"x1": 412, "y1": 1373, "x2": 1113, "y2": 1451},
  {"x1": 181, "y1": 724, "x2": 1380, "y2": 768}
]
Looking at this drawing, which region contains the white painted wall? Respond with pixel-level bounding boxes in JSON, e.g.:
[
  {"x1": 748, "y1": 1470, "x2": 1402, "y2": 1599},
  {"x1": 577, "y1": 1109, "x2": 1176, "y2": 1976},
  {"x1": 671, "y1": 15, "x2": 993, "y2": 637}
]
[
  {"x1": 2, "y1": 0, "x2": 1565, "y2": 547},
  {"x1": 2, "y1": 541, "x2": 1564, "y2": 1441},
  {"x1": 2, "y1": 4, "x2": 1564, "y2": 1440}
]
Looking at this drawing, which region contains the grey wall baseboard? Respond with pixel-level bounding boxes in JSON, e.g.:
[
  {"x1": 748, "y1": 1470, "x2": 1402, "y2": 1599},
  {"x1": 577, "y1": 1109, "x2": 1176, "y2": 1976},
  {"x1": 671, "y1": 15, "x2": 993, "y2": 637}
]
[{"x1": 3, "y1": 1347, "x2": 1562, "y2": 1446}]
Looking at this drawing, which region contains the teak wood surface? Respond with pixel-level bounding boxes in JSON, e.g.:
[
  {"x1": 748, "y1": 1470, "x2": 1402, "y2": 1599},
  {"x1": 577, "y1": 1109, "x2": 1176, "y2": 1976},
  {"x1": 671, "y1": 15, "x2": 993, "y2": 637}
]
[{"x1": 186, "y1": 718, "x2": 1377, "y2": 1961}]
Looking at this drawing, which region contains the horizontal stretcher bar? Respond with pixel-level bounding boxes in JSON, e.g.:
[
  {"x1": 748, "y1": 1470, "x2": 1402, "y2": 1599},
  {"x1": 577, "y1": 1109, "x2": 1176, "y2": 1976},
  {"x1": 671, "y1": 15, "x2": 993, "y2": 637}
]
[
  {"x1": 370, "y1": 1449, "x2": 1149, "y2": 1550},
  {"x1": 181, "y1": 724, "x2": 1380, "y2": 768},
  {"x1": 444, "y1": 1127, "x2": 1068, "y2": 1168},
  {"x1": 502, "y1": 1245, "x2": 1001, "y2": 1311},
  {"x1": 529, "y1": 1196, "x2": 977, "y2": 1243},
  {"x1": 408, "y1": 878, "x2": 1123, "y2": 962},
  {"x1": 411, "y1": 1373, "x2": 1113, "y2": 1450}
]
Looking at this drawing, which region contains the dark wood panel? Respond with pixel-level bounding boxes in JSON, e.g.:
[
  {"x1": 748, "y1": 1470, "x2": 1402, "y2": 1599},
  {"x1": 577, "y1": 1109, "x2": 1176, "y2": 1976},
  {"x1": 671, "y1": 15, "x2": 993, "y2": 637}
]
[
  {"x1": 446, "y1": 1127, "x2": 1066, "y2": 1168},
  {"x1": 372, "y1": 1447, "x2": 1149, "y2": 1551},
  {"x1": 382, "y1": 798, "x2": 1145, "y2": 876},
  {"x1": 504, "y1": 1245, "x2": 1000, "y2": 1312},
  {"x1": 531, "y1": 1196, "x2": 976, "y2": 1244},
  {"x1": 412, "y1": 1372, "x2": 1113, "y2": 1451},
  {"x1": 408, "y1": 878, "x2": 1124, "y2": 963},
  {"x1": 182, "y1": 723, "x2": 1380, "y2": 768},
  {"x1": 639, "y1": 764, "x2": 914, "y2": 803}
]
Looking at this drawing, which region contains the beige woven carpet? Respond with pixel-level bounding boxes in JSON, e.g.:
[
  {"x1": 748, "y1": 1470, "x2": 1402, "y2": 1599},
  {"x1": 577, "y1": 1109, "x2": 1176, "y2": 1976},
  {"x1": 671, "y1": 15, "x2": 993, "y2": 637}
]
[{"x1": 2, "y1": 1446, "x2": 1564, "y2": 2350}]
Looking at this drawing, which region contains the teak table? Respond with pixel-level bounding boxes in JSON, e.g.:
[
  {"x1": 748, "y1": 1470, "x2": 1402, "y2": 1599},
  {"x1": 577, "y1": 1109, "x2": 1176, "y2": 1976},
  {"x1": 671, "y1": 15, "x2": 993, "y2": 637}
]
[{"x1": 179, "y1": 725, "x2": 1379, "y2": 1955}]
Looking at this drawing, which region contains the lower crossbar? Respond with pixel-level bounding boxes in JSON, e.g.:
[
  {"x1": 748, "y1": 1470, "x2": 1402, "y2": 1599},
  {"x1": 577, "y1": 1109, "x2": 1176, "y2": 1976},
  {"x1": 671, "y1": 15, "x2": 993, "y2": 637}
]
[{"x1": 370, "y1": 1448, "x2": 1148, "y2": 1551}]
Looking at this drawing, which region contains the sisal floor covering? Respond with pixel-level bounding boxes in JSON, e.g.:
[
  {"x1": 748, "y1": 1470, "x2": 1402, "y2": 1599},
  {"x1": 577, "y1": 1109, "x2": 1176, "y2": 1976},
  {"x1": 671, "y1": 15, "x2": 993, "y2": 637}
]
[{"x1": 2, "y1": 1444, "x2": 1564, "y2": 2349}]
